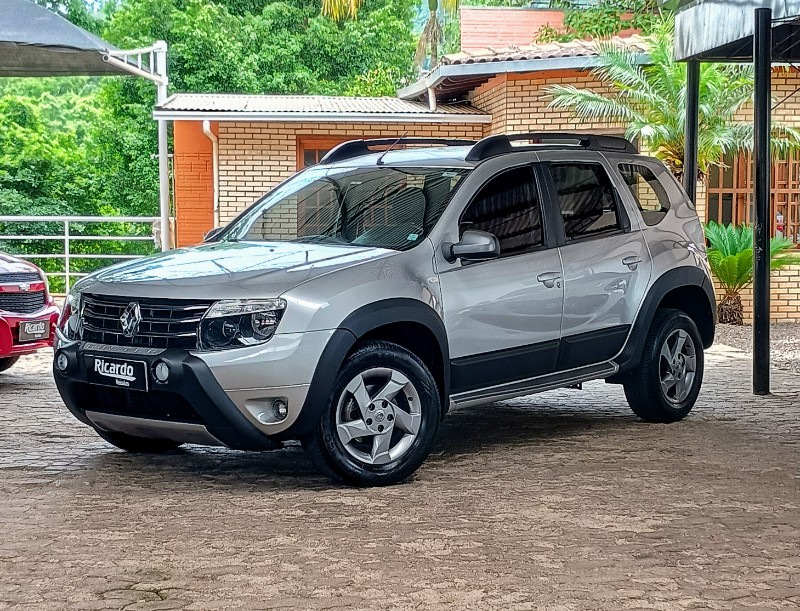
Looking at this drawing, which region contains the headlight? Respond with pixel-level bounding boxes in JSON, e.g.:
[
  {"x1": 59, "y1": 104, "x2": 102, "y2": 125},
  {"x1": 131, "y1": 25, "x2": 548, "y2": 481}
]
[
  {"x1": 198, "y1": 298, "x2": 286, "y2": 351},
  {"x1": 58, "y1": 288, "x2": 83, "y2": 340}
]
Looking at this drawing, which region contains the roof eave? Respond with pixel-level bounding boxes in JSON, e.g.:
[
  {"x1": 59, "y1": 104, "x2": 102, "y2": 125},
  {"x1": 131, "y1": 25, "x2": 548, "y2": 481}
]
[
  {"x1": 397, "y1": 53, "x2": 651, "y2": 101},
  {"x1": 151, "y1": 109, "x2": 492, "y2": 123}
]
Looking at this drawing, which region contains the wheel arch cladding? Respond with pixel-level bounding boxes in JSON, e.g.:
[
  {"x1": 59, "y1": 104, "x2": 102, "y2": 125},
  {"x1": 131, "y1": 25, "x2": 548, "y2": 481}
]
[
  {"x1": 285, "y1": 299, "x2": 450, "y2": 440},
  {"x1": 613, "y1": 266, "x2": 716, "y2": 376}
]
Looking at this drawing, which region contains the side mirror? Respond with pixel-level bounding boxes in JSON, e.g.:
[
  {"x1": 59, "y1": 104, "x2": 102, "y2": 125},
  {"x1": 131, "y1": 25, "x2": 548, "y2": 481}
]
[
  {"x1": 204, "y1": 226, "x2": 224, "y2": 242},
  {"x1": 442, "y1": 230, "x2": 500, "y2": 263}
]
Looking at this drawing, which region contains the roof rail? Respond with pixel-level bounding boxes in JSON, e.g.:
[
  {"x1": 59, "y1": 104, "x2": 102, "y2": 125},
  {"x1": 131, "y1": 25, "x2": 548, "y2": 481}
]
[
  {"x1": 319, "y1": 137, "x2": 477, "y2": 165},
  {"x1": 465, "y1": 132, "x2": 637, "y2": 162}
]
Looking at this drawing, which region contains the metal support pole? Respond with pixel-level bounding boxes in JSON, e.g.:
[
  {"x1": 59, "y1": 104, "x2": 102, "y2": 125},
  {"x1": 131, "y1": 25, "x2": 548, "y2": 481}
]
[
  {"x1": 155, "y1": 40, "x2": 171, "y2": 252},
  {"x1": 683, "y1": 59, "x2": 700, "y2": 201},
  {"x1": 753, "y1": 7, "x2": 772, "y2": 395}
]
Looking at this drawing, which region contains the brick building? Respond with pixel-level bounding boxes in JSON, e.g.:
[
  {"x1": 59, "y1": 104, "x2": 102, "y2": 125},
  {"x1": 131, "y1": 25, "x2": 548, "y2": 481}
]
[{"x1": 156, "y1": 34, "x2": 800, "y2": 322}]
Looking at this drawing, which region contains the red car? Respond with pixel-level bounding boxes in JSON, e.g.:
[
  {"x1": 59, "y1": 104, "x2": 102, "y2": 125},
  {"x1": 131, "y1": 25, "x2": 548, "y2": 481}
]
[{"x1": 0, "y1": 252, "x2": 60, "y2": 373}]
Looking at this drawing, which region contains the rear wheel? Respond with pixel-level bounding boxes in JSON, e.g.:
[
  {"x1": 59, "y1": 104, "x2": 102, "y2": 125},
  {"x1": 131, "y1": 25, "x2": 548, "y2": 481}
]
[
  {"x1": 0, "y1": 357, "x2": 20, "y2": 373},
  {"x1": 302, "y1": 341, "x2": 441, "y2": 486},
  {"x1": 624, "y1": 308, "x2": 704, "y2": 423},
  {"x1": 94, "y1": 429, "x2": 183, "y2": 453}
]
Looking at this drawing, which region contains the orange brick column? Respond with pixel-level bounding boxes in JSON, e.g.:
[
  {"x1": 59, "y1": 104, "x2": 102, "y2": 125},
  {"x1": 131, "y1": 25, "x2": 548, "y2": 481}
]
[{"x1": 173, "y1": 121, "x2": 216, "y2": 247}]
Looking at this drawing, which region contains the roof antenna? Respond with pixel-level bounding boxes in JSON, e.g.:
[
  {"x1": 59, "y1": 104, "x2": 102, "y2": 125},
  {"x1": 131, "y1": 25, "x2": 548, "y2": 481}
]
[{"x1": 376, "y1": 131, "x2": 408, "y2": 166}]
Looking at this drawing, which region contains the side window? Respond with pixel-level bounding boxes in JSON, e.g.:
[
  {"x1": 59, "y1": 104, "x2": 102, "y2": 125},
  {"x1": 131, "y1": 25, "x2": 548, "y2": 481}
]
[
  {"x1": 619, "y1": 163, "x2": 671, "y2": 226},
  {"x1": 460, "y1": 166, "x2": 543, "y2": 257},
  {"x1": 550, "y1": 163, "x2": 624, "y2": 241}
]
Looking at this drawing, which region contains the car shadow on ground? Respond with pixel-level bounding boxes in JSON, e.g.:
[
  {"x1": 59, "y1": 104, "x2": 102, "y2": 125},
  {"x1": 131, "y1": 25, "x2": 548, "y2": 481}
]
[{"x1": 71, "y1": 399, "x2": 639, "y2": 490}]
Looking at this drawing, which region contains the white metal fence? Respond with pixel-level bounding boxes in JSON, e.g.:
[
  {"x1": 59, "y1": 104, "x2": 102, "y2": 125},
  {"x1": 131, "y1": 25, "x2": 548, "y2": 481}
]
[{"x1": 0, "y1": 216, "x2": 161, "y2": 293}]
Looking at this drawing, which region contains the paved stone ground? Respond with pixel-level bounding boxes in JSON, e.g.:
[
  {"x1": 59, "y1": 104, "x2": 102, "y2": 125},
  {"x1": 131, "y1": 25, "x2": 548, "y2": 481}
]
[{"x1": 1, "y1": 344, "x2": 799, "y2": 611}]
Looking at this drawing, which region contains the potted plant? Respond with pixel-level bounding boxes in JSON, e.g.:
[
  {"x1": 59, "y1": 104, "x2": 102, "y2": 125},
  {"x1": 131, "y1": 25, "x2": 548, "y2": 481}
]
[{"x1": 704, "y1": 221, "x2": 800, "y2": 324}]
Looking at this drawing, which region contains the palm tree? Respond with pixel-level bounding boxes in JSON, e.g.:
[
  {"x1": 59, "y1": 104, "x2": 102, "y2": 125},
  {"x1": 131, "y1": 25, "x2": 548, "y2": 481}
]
[
  {"x1": 547, "y1": 17, "x2": 800, "y2": 181},
  {"x1": 321, "y1": 0, "x2": 362, "y2": 21},
  {"x1": 413, "y1": 0, "x2": 458, "y2": 70},
  {"x1": 322, "y1": 0, "x2": 456, "y2": 70},
  {"x1": 704, "y1": 222, "x2": 800, "y2": 324}
]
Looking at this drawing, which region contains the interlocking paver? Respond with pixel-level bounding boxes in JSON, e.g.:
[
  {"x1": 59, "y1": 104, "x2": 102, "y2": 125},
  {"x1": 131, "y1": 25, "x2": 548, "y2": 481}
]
[{"x1": 1, "y1": 346, "x2": 799, "y2": 610}]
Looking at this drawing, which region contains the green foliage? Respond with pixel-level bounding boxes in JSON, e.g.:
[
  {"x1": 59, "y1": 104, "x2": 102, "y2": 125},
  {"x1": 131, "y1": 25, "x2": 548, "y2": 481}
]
[
  {"x1": 704, "y1": 221, "x2": 800, "y2": 295},
  {"x1": 547, "y1": 16, "x2": 800, "y2": 179},
  {"x1": 535, "y1": 0, "x2": 660, "y2": 43}
]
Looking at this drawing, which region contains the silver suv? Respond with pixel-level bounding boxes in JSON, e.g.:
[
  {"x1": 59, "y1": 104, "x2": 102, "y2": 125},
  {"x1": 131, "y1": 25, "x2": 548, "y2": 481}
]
[{"x1": 54, "y1": 133, "x2": 716, "y2": 486}]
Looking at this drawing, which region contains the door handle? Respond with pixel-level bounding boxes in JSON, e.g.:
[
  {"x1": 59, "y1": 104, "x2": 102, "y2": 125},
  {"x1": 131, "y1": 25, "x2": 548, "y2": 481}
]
[
  {"x1": 537, "y1": 271, "x2": 562, "y2": 288},
  {"x1": 622, "y1": 256, "x2": 642, "y2": 270}
]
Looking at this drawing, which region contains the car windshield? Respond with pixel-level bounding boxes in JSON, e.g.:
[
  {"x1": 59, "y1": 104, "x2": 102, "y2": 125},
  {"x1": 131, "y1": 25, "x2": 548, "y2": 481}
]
[{"x1": 221, "y1": 165, "x2": 471, "y2": 251}]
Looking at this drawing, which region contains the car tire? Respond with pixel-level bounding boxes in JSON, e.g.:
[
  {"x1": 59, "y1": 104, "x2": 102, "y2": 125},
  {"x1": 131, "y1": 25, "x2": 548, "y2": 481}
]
[
  {"x1": 624, "y1": 308, "x2": 704, "y2": 423},
  {"x1": 94, "y1": 429, "x2": 183, "y2": 453},
  {"x1": 0, "y1": 356, "x2": 20, "y2": 373},
  {"x1": 302, "y1": 340, "x2": 441, "y2": 487}
]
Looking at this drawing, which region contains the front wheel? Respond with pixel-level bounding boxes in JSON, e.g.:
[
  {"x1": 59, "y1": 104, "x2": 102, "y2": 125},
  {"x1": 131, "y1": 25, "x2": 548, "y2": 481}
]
[
  {"x1": 624, "y1": 308, "x2": 704, "y2": 423},
  {"x1": 95, "y1": 429, "x2": 183, "y2": 453},
  {"x1": 0, "y1": 356, "x2": 20, "y2": 373},
  {"x1": 302, "y1": 341, "x2": 441, "y2": 486}
]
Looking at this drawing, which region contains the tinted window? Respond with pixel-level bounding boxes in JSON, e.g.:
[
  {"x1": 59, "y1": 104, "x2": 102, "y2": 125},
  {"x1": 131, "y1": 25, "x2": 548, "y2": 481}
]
[
  {"x1": 223, "y1": 166, "x2": 470, "y2": 251},
  {"x1": 461, "y1": 166, "x2": 543, "y2": 256},
  {"x1": 550, "y1": 163, "x2": 623, "y2": 241},
  {"x1": 619, "y1": 163, "x2": 671, "y2": 225}
]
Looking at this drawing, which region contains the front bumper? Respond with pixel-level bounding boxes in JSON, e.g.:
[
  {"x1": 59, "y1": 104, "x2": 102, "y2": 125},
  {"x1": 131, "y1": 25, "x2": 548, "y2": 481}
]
[
  {"x1": 52, "y1": 328, "x2": 336, "y2": 448},
  {"x1": 53, "y1": 340, "x2": 282, "y2": 450},
  {"x1": 0, "y1": 307, "x2": 60, "y2": 357}
]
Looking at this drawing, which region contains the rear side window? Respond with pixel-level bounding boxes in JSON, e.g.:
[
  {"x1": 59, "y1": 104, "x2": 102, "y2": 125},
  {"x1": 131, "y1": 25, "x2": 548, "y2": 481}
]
[
  {"x1": 550, "y1": 163, "x2": 624, "y2": 241},
  {"x1": 460, "y1": 166, "x2": 543, "y2": 257},
  {"x1": 619, "y1": 163, "x2": 671, "y2": 226}
]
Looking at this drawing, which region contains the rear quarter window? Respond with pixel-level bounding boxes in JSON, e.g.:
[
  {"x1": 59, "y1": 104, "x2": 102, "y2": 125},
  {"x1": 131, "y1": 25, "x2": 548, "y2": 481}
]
[{"x1": 618, "y1": 162, "x2": 676, "y2": 226}]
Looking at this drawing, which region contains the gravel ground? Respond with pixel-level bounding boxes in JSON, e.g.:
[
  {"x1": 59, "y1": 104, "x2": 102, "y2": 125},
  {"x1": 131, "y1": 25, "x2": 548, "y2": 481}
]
[
  {"x1": 715, "y1": 323, "x2": 800, "y2": 373},
  {"x1": 2, "y1": 347, "x2": 800, "y2": 609}
]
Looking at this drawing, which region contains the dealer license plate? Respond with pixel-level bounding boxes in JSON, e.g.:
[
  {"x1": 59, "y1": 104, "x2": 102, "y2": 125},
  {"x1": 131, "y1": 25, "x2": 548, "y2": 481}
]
[
  {"x1": 18, "y1": 320, "x2": 50, "y2": 343},
  {"x1": 84, "y1": 355, "x2": 149, "y2": 392}
]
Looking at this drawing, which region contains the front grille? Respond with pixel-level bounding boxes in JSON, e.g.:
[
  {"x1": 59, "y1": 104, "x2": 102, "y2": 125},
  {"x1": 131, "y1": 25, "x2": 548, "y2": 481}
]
[
  {"x1": 73, "y1": 383, "x2": 204, "y2": 423},
  {"x1": 81, "y1": 293, "x2": 212, "y2": 350},
  {"x1": 0, "y1": 272, "x2": 41, "y2": 284},
  {"x1": 0, "y1": 290, "x2": 46, "y2": 314}
]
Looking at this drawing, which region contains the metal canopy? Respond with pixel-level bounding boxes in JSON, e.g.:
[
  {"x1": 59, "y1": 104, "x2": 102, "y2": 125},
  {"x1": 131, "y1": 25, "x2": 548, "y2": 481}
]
[
  {"x1": 671, "y1": 0, "x2": 800, "y2": 62},
  {"x1": 0, "y1": 0, "x2": 133, "y2": 77},
  {"x1": 670, "y1": 0, "x2": 800, "y2": 394}
]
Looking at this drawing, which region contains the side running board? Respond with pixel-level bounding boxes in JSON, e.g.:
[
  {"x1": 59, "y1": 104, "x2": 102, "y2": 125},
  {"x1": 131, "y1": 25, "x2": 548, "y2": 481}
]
[{"x1": 450, "y1": 362, "x2": 618, "y2": 409}]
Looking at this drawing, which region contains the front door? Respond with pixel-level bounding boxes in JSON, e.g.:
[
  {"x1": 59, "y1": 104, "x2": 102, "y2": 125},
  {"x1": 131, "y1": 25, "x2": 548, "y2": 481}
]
[
  {"x1": 540, "y1": 155, "x2": 653, "y2": 370},
  {"x1": 438, "y1": 164, "x2": 564, "y2": 394}
]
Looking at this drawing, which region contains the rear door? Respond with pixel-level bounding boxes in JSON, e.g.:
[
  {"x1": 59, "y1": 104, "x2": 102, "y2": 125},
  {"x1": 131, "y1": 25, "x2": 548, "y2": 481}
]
[{"x1": 538, "y1": 151, "x2": 653, "y2": 370}]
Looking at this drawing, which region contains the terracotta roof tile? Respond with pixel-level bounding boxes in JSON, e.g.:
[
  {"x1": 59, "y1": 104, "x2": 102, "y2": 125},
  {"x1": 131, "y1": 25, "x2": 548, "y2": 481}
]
[{"x1": 441, "y1": 35, "x2": 649, "y2": 65}]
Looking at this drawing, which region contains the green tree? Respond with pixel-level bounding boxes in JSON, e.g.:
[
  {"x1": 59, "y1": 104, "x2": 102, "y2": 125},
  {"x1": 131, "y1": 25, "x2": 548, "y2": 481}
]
[
  {"x1": 704, "y1": 222, "x2": 800, "y2": 325},
  {"x1": 547, "y1": 17, "x2": 800, "y2": 181},
  {"x1": 92, "y1": 0, "x2": 417, "y2": 218}
]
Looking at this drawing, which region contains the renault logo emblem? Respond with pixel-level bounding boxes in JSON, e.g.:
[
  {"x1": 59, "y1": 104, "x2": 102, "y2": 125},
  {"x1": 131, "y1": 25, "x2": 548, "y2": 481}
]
[{"x1": 120, "y1": 302, "x2": 142, "y2": 338}]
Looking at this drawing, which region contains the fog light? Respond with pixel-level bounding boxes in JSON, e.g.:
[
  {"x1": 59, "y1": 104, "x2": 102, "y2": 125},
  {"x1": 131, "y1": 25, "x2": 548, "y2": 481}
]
[
  {"x1": 153, "y1": 361, "x2": 170, "y2": 383},
  {"x1": 55, "y1": 352, "x2": 69, "y2": 373},
  {"x1": 273, "y1": 399, "x2": 288, "y2": 421}
]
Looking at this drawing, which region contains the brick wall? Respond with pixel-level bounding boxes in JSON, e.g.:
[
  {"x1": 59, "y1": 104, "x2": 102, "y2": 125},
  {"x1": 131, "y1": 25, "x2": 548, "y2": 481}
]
[
  {"x1": 173, "y1": 121, "x2": 216, "y2": 246},
  {"x1": 469, "y1": 70, "x2": 625, "y2": 136},
  {"x1": 216, "y1": 121, "x2": 484, "y2": 224},
  {"x1": 458, "y1": 7, "x2": 638, "y2": 51}
]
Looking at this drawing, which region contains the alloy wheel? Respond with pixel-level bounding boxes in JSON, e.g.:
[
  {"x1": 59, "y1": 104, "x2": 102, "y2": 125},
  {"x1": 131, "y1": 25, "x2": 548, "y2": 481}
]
[
  {"x1": 335, "y1": 367, "x2": 422, "y2": 466},
  {"x1": 659, "y1": 328, "x2": 697, "y2": 404}
]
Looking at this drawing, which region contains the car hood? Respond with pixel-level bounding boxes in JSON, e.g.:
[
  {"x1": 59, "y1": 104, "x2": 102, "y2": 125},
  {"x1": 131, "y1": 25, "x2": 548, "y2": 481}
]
[
  {"x1": 75, "y1": 241, "x2": 396, "y2": 299},
  {"x1": 0, "y1": 252, "x2": 41, "y2": 275}
]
